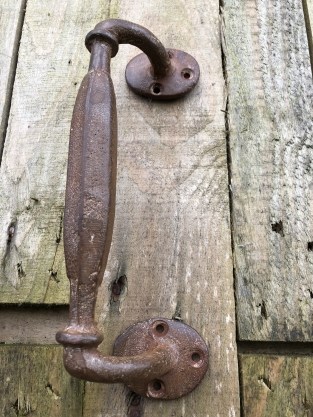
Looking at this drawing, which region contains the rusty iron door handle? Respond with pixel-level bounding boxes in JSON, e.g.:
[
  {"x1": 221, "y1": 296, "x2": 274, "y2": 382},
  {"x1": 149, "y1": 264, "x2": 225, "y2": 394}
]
[{"x1": 56, "y1": 19, "x2": 208, "y2": 400}]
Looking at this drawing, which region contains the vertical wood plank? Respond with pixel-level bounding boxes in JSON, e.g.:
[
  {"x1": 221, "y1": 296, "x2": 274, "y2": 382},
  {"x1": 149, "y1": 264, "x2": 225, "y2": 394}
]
[
  {"x1": 240, "y1": 354, "x2": 313, "y2": 417},
  {"x1": 0, "y1": 0, "x2": 240, "y2": 415},
  {"x1": 222, "y1": 0, "x2": 313, "y2": 341},
  {"x1": 0, "y1": 0, "x2": 25, "y2": 154},
  {"x1": 0, "y1": 345, "x2": 84, "y2": 417},
  {"x1": 83, "y1": 1, "x2": 240, "y2": 416},
  {"x1": 0, "y1": 0, "x2": 111, "y2": 304}
]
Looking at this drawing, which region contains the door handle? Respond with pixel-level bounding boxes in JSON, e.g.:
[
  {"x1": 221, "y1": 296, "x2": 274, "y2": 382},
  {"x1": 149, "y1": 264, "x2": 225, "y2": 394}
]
[{"x1": 56, "y1": 19, "x2": 208, "y2": 400}]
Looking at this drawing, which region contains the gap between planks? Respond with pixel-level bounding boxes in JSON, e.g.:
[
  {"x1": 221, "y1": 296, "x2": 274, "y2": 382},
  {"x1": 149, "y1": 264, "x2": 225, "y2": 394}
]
[
  {"x1": 238, "y1": 340, "x2": 313, "y2": 356},
  {"x1": 2, "y1": 304, "x2": 313, "y2": 357},
  {"x1": 302, "y1": 0, "x2": 313, "y2": 76}
]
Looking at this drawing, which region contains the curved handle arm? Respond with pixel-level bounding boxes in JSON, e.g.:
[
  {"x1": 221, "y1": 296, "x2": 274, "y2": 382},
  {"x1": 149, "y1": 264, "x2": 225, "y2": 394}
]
[
  {"x1": 56, "y1": 19, "x2": 207, "y2": 400},
  {"x1": 86, "y1": 19, "x2": 172, "y2": 77}
]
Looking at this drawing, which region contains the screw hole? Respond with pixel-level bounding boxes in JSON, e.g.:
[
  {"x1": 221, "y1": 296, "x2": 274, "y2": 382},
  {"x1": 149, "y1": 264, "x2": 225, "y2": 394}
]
[
  {"x1": 153, "y1": 380, "x2": 162, "y2": 391},
  {"x1": 151, "y1": 83, "x2": 163, "y2": 95},
  {"x1": 154, "y1": 86, "x2": 160, "y2": 94},
  {"x1": 152, "y1": 320, "x2": 169, "y2": 337},
  {"x1": 155, "y1": 324, "x2": 165, "y2": 333},
  {"x1": 148, "y1": 379, "x2": 165, "y2": 398},
  {"x1": 191, "y1": 352, "x2": 201, "y2": 363},
  {"x1": 181, "y1": 68, "x2": 194, "y2": 80}
]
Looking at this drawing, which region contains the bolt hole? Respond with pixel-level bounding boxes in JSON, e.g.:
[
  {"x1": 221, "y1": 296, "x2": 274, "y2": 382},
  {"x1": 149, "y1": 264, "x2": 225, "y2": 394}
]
[
  {"x1": 148, "y1": 379, "x2": 165, "y2": 398},
  {"x1": 151, "y1": 83, "x2": 163, "y2": 95},
  {"x1": 191, "y1": 352, "x2": 201, "y2": 363},
  {"x1": 152, "y1": 320, "x2": 169, "y2": 337},
  {"x1": 156, "y1": 324, "x2": 165, "y2": 334},
  {"x1": 153, "y1": 86, "x2": 161, "y2": 94},
  {"x1": 181, "y1": 68, "x2": 193, "y2": 80},
  {"x1": 153, "y1": 380, "x2": 162, "y2": 391}
]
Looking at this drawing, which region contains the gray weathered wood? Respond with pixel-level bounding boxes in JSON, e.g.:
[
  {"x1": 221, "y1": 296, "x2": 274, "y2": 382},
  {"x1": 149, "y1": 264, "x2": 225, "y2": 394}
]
[
  {"x1": 239, "y1": 354, "x2": 313, "y2": 417},
  {"x1": 222, "y1": 0, "x2": 313, "y2": 341},
  {"x1": 0, "y1": 0, "x2": 26, "y2": 154}
]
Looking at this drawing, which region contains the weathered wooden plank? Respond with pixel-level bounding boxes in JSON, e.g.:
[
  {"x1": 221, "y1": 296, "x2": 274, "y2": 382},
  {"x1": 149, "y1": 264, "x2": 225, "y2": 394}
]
[
  {"x1": 0, "y1": 345, "x2": 84, "y2": 416},
  {"x1": 82, "y1": 1, "x2": 240, "y2": 416},
  {"x1": 0, "y1": 0, "x2": 25, "y2": 155},
  {"x1": 222, "y1": 0, "x2": 313, "y2": 341},
  {"x1": 240, "y1": 354, "x2": 313, "y2": 417},
  {"x1": 0, "y1": 306, "x2": 68, "y2": 344},
  {"x1": 0, "y1": 0, "x2": 111, "y2": 303}
]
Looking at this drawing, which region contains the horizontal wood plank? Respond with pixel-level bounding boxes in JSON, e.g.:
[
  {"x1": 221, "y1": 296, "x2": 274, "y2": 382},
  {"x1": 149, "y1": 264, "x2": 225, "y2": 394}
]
[
  {"x1": 0, "y1": 345, "x2": 84, "y2": 417},
  {"x1": 222, "y1": 0, "x2": 313, "y2": 341},
  {"x1": 0, "y1": 306, "x2": 68, "y2": 344},
  {"x1": 240, "y1": 354, "x2": 313, "y2": 417}
]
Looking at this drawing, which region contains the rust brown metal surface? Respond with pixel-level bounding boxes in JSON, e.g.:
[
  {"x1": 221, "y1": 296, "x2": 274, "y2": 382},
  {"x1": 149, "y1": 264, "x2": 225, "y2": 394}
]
[
  {"x1": 114, "y1": 318, "x2": 208, "y2": 399},
  {"x1": 126, "y1": 48, "x2": 200, "y2": 99},
  {"x1": 56, "y1": 19, "x2": 206, "y2": 399}
]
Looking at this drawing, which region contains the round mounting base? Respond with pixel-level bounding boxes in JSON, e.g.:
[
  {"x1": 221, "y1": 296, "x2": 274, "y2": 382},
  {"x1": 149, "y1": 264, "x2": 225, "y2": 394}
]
[
  {"x1": 113, "y1": 318, "x2": 208, "y2": 399},
  {"x1": 125, "y1": 49, "x2": 200, "y2": 100}
]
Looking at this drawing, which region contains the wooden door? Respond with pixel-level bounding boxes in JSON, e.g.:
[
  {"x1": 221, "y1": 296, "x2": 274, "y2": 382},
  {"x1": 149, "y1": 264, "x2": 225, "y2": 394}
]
[{"x1": 0, "y1": 0, "x2": 312, "y2": 416}]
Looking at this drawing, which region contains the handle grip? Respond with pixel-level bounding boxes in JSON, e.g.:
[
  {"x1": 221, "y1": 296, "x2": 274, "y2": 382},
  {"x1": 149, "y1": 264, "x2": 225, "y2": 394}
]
[
  {"x1": 56, "y1": 19, "x2": 207, "y2": 400},
  {"x1": 63, "y1": 45, "x2": 117, "y2": 343}
]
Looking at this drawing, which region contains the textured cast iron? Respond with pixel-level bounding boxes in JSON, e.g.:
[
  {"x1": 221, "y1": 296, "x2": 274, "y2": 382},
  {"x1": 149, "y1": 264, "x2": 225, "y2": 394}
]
[{"x1": 56, "y1": 19, "x2": 207, "y2": 399}]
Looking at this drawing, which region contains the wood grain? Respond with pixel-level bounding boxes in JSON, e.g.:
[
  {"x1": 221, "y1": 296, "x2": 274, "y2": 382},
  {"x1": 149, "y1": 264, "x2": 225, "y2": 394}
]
[
  {"x1": 0, "y1": 345, "x2": 84, "y2": 417},
  {"x1": 0, "y1": 0, "x2": 25, "y2": 155},
  {"x1": 240, "y1": 354, "x2": 313, "y2": 417},
  {"x1": 222, "y1": 0, "x2": 313, "y2": 341},
  {"x1": 0, "y1": 0, "x2": 111, "y2": 303}
]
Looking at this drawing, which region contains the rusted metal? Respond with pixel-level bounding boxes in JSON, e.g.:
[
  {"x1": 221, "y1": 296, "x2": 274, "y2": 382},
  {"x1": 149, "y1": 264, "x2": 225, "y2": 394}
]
[
  {"x1": 56, "y1": 19, "x2": 206, "y2": 399},
  {"x1": 126, "y1": 48, "x2": 200, "y2": 99},
  {"x1": 114, "y1": 318, "x2": 209, "y2": 399}
]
